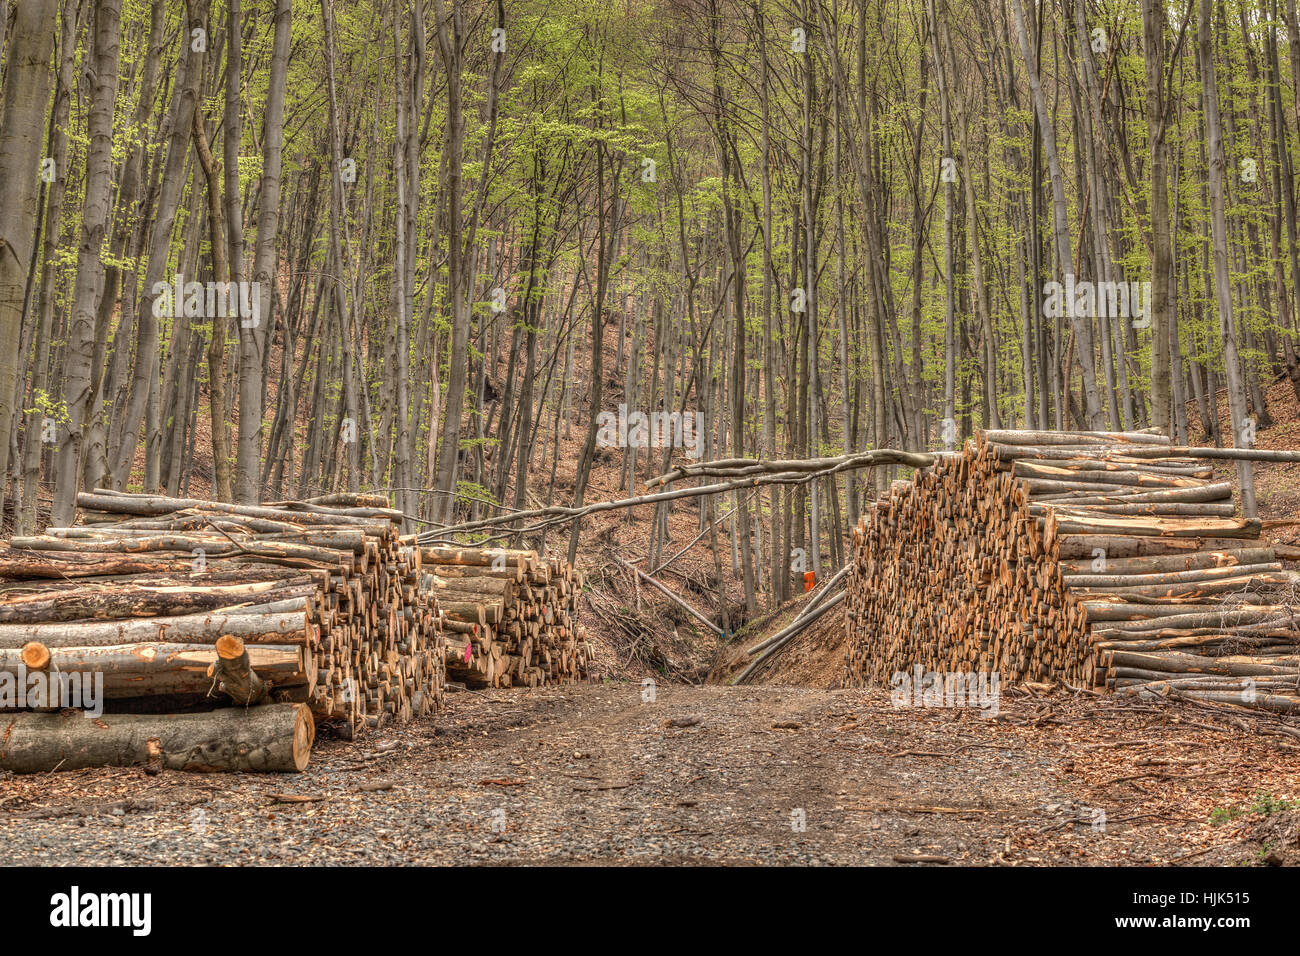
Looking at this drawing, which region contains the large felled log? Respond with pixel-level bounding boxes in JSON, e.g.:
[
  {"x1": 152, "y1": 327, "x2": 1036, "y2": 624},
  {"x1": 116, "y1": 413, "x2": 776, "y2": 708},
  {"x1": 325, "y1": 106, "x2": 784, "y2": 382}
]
[
  {"x1": 0, "y1": 641, "x2": 307, "y2": 697},
  {"x1": 1, "y1": 492, "x2": 446, "y2": 736},
  {"x1": 1104, "y1": 649, "x2": 1298, "y2": 677},
  {"x1": 0, "y1": 549, "x2": 219, "y2": 579},
  {"x1": 990, "y1": 443, "x2": 1180, "y2": 460},
  {"x1": 1027, "y1": 484, "x2": 1231, "y2": 506},
  {"x1": 1063, "y1": 562, "x2": 1285, "y2": 587},
  {"x1": 1008, "y1": 459, "x2": 1214, "y2": 479},
  {"x1": 264, "y1": 492, "x2": 393, "y2": 509},
  {"x1": 1085, "y1": 605, "x2": 1287, "y2": 628},
  {"x1": 46, "y1": 526, "x2": 372, "y2": 552},
  {"x1": 0, "y1": 703, "x2": 314, "y2": 772},
  {"x1": 18, "y1": 533, "x2": 372, "y2": 564},
  {"x1": 0, "y1": 579, "x2": 317, "y2": 624},
  {"x1": 1031, "y1": 502, "x2": 1238, "y2": 518},
  {"x1": 1058, "y1": 547, "x2": 1276, "y2": 575},
  {"x1": 0, "y1": 547, "x2": 349, "y2": 578},
  {"x1": 1070, "y1": 571, "x2": 1295, "y2": 601},
  {"x1": 1055, "y1": 534, "x2": 1268, "y2": 559},
  {"x1": 1051, "y1": 514, "x2": 1262, "y2": 537},
  {"x1": 76, "y1": 491, "x2": 390, "y2": 527},
  {"x1": 0, "y1": 567, "x2": 319, "y2": 590},
  {"x1": 418, "y1": 546, "x2": 536, "y2": 569},
  {"x1": 981, "y1": 429, "x2": 1171, "y2": 445},
  {"x1": 1021, "y1": 469, "x2": 1208, "y2": 489},
  {"x1": 0, "y1": 609, "x2": 313, "y2": 650}
]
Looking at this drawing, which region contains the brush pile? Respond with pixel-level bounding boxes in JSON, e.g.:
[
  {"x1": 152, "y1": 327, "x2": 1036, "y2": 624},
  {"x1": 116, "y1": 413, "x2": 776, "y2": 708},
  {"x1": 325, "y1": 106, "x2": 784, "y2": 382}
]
[{"x1": 844, "y1": 430, "x2": 1300, "y2": 713}]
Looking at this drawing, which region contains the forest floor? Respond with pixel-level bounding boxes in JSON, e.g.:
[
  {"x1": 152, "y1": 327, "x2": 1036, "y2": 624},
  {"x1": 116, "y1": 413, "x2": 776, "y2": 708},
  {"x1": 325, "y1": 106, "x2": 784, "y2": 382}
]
[{"x1": 2, "y1": 682, "x2": 1298, "y2": 866}]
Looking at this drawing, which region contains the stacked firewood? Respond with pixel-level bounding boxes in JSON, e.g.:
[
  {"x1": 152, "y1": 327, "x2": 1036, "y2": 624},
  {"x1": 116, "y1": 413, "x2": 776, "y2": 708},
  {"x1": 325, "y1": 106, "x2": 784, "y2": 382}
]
[
  {"x1": 844, "y1": 430, "x2": 1300, "y2": 713},
  {"x1": 417, "y1": 546, "x2": 590, "y2": 688},
  {"x1": 0, "y1": 491, "x2": 445, "y2": 765}
]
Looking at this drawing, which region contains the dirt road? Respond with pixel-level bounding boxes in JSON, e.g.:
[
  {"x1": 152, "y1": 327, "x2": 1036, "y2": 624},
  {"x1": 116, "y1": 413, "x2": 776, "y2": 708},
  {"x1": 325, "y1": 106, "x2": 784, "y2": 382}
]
[{"x1": 2, "y1": 683, "x2": 1297, "y2": 865}]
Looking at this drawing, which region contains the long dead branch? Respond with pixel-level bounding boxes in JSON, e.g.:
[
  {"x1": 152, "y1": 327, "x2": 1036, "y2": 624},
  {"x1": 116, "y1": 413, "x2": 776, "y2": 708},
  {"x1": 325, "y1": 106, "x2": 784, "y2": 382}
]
[
  {"x1": 414, "y1": 450, "x2": 941, "y2": 544},
  {"x1": 612, "y1": 556, "x2": 723, "y2": 637},
  {"x1": 647, "y1": 449, "x2": 941, "y2": 487}
]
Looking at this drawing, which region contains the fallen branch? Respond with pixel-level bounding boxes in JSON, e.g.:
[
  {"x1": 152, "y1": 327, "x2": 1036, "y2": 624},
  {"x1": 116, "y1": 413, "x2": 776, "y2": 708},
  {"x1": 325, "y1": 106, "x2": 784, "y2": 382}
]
[
  {"x1": 612, "y1": 556, "x2": 723, "y2": 637},
  {"x1": 647, "y1": 449, "x2": 940, "y2": 487},
  {"x1": 734, "y1": 590, "x2": 846, "y2": 685},
  {"x1": 413, "y1": 451, "x2": 941, "y2": 543}
]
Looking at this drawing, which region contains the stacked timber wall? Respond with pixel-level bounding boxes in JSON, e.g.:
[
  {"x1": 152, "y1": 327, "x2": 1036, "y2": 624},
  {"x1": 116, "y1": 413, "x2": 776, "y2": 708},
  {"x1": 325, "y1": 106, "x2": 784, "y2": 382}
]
[
  {"x1": 845, "y1": 430, "x2": 1300, "y2": 713},
  {"x1": 0, "y1": 492, "x2": 589, "y2": 772},
  {"x1": 420, "y1": 546, "x2": 590, "y2": 688}
]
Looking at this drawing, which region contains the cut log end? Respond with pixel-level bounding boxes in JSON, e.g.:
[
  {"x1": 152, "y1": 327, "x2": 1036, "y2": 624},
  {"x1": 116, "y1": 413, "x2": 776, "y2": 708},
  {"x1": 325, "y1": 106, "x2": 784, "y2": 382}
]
[
  {"x1": 215, "y1": 634, "x2": 244, "y2": 660},
  {"x1": 292, "y1": 703, "x2": 315, "y2": 771},
  {"x1": 20, "y1": 641, "x2": 49, "y2": 671}
]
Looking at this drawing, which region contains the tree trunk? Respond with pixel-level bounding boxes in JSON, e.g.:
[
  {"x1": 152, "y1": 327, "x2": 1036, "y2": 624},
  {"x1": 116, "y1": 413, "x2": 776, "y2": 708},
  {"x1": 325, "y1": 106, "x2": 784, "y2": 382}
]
[
  {"x1": 235, "y1": 0, "x2": 292, "y2": 503},
  {"x1": 109, "y1": 0, "x2": 208, "y2": 490},
  {"x1": 50, "y1": 0, "x2": 122, "y2": 527},
  {"x1": 1197, "y1": 0, "x2": 1256, "y2": 517},
  {"x1": 1008, "y1": 0, "x2": 1102, "y2": 427},
  {"x1": 431, "y1": 0, "x2": 469, "y2": 523},
  {"x1": 0, "y1": 0, "x2": 58, "y2": 504},
  {"x1": 0, "y1": 704, "x2": 314, "y2": 773}
]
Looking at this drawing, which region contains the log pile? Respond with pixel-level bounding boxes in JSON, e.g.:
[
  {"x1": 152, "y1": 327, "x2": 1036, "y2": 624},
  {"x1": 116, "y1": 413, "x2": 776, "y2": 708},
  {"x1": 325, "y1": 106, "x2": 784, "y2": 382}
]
[
  {"x1": 416, "y1": 546, "x2": 590, "y2": 688},
  {"x1": 844, "y1": 430, "x2": 1300, "y2": 713},
  {"x1": 0, "y1": 491, "x2": 446, "y2": 772}
]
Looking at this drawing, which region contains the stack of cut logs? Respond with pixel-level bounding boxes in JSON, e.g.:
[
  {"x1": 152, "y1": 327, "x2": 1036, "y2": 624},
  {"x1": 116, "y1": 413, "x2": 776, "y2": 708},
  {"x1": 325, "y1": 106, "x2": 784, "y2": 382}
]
[
  {"x1": 0, "y1": 491, "x2": 446, "y2": 772},
  {"x1": 844, "y1": 429, "x2": 1300, "y2": 713},
  {"x1": 417, "y1": 546, "x2": 591, "y2": 688}
]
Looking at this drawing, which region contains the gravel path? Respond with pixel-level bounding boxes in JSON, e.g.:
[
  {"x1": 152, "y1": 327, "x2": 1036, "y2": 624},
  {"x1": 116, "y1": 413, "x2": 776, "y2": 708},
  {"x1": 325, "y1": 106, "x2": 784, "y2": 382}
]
[{"x1": 2, "y1": 683, "x2": 1297, "y2": 865}]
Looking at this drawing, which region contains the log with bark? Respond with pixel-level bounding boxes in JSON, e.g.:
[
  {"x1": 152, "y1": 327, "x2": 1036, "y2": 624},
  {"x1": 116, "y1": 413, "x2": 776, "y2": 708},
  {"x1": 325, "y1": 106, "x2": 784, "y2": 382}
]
[
  {"x1": 208, "y1": 635, "x2": 271, "y2": 705},
  {"x1": 0, "y1": 640, "x2": 308, "y2": 698},
  {"x1": 0, "y1": 703, "x2": 314, "y2": 773}
]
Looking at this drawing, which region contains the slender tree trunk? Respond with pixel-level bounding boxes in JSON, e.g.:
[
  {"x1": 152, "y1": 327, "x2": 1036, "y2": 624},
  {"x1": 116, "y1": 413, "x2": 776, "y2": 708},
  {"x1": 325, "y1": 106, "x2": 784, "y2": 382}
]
[
  {"x1": 17, "y1": 0, "x2": 80, "y2": 534},
  {"x1": 431, "y1": 0, "x2": 469, "y2": 523},
  {"x1": 1198, "y1": 0, "x2": 1255, "y2": 516},
  {"x1": 1009, "y1": 0, "x2": 1102, "y2": 427},
  {"x1": 82, "y1": 0, "x2": 164, "y2": 495},
  {"x1": 192, "y1": 88, "x2": 232, "y2": 502},
  {"x1": 235, "y1": 0, "x2": 291, "y2": 503},
  {"x1": 51, "y1": 0, "x2": 121, "y2": 527},
  {"x1": 110, "y1": 0, "x2": 207, "y2": 490},
  {"x1": 0, "y1": 0, "x2": 58, "y2": 509},
  {"x1": 1142, "y1": 0, "x2": 1173, "y2": 437}
]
